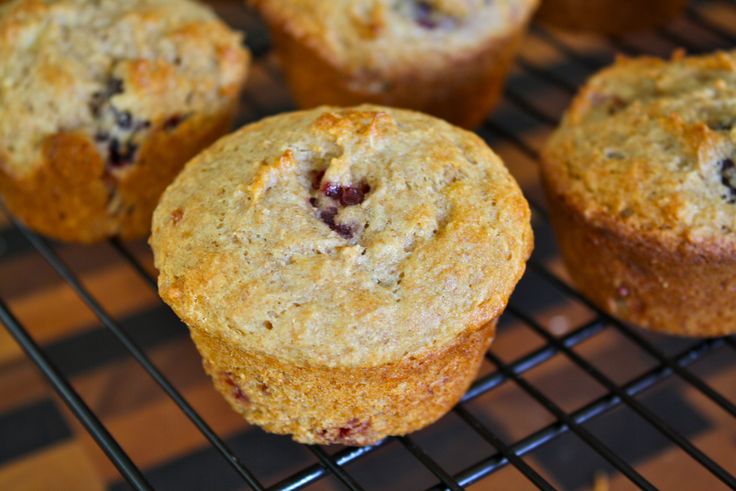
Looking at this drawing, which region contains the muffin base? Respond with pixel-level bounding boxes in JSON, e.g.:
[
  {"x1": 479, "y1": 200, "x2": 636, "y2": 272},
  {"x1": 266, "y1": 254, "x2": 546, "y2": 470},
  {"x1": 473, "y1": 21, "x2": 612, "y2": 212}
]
[
  {"x1": 544, "y1": 184, "x2": 736, "y2": 337},
  {"x1": 0, "y1": 105, "x2": 236, "y2": 243},
  {"x1": 268, "y1": 25, "x2": 527, "y2": 129},
  {"x1": 536, "y1": 0, "x2": 688, "y2": 34},
  {"x1": 192, "y1": 321, "x2": 495, "y2": 445}
]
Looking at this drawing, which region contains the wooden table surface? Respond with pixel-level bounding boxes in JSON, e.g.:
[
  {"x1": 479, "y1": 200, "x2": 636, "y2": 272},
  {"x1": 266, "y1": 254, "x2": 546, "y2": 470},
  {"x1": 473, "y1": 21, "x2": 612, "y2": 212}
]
[{"x1": 0, "y1": 1, "x2": 734, "y2": 490}]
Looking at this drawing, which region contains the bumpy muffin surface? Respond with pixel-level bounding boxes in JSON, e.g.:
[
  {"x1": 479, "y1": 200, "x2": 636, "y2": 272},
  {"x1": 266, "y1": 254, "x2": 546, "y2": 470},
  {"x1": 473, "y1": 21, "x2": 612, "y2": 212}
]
[
  {"x1": 543, "y1": 51, "x2": 736, "y2": 252},
  {"x1": 252, "y1": 0, "x2": 537, "y2": 77},
  {"x1": 0, "y1": 0, "x2": 248, "y2": 240},
  {"x1": 152, "y1": 105, "x2": 532, "y2": 367}
]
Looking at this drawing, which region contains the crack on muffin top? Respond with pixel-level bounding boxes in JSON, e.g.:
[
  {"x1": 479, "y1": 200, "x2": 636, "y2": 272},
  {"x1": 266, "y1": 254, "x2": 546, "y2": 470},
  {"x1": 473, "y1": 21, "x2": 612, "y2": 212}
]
[{"x1": 151, "y1": 105, "x2": 532, "y2": 367}]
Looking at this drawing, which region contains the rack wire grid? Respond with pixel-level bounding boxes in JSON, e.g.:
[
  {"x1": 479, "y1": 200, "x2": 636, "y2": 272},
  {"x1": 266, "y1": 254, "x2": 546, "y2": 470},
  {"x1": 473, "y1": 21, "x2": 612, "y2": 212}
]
[{"x1": 1, "y1": 1, "x2": 735, "y2": 490}]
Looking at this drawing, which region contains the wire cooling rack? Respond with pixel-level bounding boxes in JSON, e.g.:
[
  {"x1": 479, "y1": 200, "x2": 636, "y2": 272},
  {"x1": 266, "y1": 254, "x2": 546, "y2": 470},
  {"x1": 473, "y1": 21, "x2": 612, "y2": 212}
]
[{"x1": 1, "y1": 1, "x2": 735, "y2": 490}]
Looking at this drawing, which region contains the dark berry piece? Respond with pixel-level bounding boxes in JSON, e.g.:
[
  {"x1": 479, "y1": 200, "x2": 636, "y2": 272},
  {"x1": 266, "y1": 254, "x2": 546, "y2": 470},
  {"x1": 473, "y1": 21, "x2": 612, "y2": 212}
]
[
  {"x1": 171, "y1": 208, "x2": 184, "y2": 224},
  {"x1": 109, "y1": 139, "x2": 123, "y2": 166},
  {"x1": 224, "y1": 372, "x2": 249, "y2": 403},
  {"x1": 337, "y1": 418, "x2": 370, "y2": 440},
  {"x1": 319, "y1": 206, "x2": 338, "y2": 228},
  {"x1": 340, "y1": 185, "x2": 365, "y2": 206},
  {"x1": 108, "y1": 139, "x2": 138, "y2": 168},
  {"x1": 320, "y1": 180, "x2": 370, "y2": 205},
  {"x1": 413, "y1": 1, "x2": 438, "y2": 29},
  {"x1": 232, "y1": 385, "x2": 249, "y2": 402},
  {"x1": 317, "y1": 206, "x2": 354, "y2": 238},
  {"x1": 89, "y1": 92, "x2": 105, "y2": 117},
  {"x1": 89, "y1": 78, "x2": 124, "y2": 117},
  {"x1": 606, "y1": 96, "x2": 626, "y2": 115},
  {"x1": 224, "y1": 372, "x2": 236, "y2": 385},
  {"x1": 124, "y1": 142, "x2": 138, "y2": 162},
  {"x1": 708, "y1": 120, "x2": 734, "y2": 131},
  {"x1": 308, "y1": 197, "x2": 318, "y2": 208},
  {"x1": 94, "y1": 131, "x2": 110, "y2": 142},
  {"x1": 322, "y1": 181, "x2": 341, "y2": 198},
  {"x1": 113, "y1": 108, "x2": 133, "y2": 129},
  {"x1": 333, "y1": 223, "x2": 354, "y2": 239},
  {"x1": 107, "y1": 77, "x2": 124, "y2": 96},
  {"x1": 163, "y1": 114, "x2": 187, "y2": 131},
  {"x1": 310, "y1": 169, "x2": 325, "y2": 190},
  {"x1": 719, "y1": 158, "x2": 736, "y2": 204}
]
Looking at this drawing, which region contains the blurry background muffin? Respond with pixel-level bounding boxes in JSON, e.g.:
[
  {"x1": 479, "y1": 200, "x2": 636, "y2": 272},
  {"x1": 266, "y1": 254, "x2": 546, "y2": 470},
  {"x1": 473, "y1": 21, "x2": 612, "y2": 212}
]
[
  {"x1": 541, "y1": 50, "x2": 736, "y2": 337},
  {"x1": 250, "y1": 0, "x2": 538, "y2": 129},
  {"x1": 536, "y1": 0, "x2": 689, "y2": 35},
  {"x1": 0, "y1": 0, "x2": 249, "y2": 242}
]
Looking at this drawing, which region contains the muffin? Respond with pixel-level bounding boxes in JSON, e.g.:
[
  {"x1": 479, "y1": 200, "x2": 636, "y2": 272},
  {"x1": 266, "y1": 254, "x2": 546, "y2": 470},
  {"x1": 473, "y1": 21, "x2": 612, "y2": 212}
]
[
  {"x1": 151, "y1": 105, "x2": 533, "y2": 444},
  {"x1": 250, "y1": 0, "x2": 538, "y2": 129},
  {"x1": 0, "y1": 0, "x2": 249, "y2": 243},
  {"x1": 541, "y1": 50, "x2": 736, "y2": 337},
  {"x1": 536, "y1": 0, "x2": 687, "y2": 34}
]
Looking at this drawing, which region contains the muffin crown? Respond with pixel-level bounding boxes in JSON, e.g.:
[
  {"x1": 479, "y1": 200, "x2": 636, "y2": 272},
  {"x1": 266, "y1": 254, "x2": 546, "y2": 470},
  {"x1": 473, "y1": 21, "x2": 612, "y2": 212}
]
[
  {"x1": 0, "y1": 0, "x2": 249, "y2": 179},
  {"x1": 542, "y1": 50, "x2": 736, "y2": 252},
  {"x1": 151, "y1": 105, "x2": 532, "y2": 367},
  {"x1": 251, "y1": 0, "x2": 537, "y2": 78}
]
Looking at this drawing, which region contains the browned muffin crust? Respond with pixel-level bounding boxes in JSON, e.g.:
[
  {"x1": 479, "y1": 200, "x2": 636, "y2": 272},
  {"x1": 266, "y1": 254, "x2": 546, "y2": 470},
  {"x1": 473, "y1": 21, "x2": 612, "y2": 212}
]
[
  {"x1": 196, "y1": 321, "x2": 495, "y2": 445},
  {"x1": 544, "y1": 183, "x2": 736, "y2": 337}
]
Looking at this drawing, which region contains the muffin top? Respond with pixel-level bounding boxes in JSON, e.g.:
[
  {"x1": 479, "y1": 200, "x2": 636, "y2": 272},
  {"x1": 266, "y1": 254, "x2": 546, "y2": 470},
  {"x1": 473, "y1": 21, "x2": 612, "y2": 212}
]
[
  {"x1": 252, "y1": 0, "x2": 537, "y2": 77},
  {"x1": 152, "y1": 105, "x2": 532, "y2": 367},
  {"x1": 0, "y1": 0, "x2": 248, "y2": 179},
  {"x1": 542, "y1": 50, "x2": 736, "y2": 253}
]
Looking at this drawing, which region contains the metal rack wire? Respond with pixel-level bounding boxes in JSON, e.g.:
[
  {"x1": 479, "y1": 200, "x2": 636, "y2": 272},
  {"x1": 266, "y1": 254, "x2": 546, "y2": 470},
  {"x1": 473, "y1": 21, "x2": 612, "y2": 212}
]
[{"x1": 1, "y1": 1, "x2": 735, "y2": 490}]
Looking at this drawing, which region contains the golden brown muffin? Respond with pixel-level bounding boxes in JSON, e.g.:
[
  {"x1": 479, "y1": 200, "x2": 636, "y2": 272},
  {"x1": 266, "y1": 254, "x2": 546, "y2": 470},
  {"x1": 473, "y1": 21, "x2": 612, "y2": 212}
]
[
  {"x1": 250, "y1": 0, "x2": 538, "y2": 129},
  {"x1": 0, "y1": 0, "x2": 249, "y2": 243},
  {"x1": 536, "y1": 0, "x2": 687, "y2": 34},
  {"x1": 541, "y1": 51, "x2": 736, "y2": 337},
  {"x1": 151, "y1": 105, "x2": 533, "y2": 444}
]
